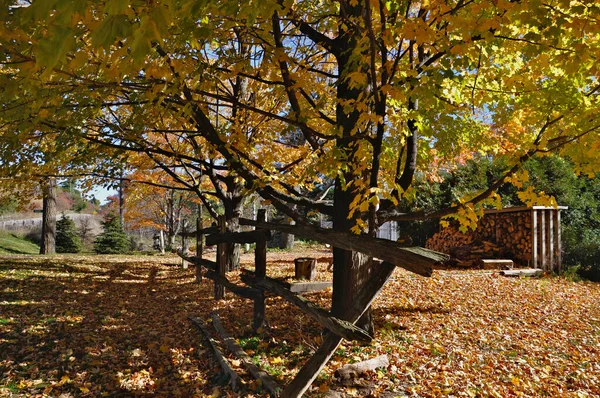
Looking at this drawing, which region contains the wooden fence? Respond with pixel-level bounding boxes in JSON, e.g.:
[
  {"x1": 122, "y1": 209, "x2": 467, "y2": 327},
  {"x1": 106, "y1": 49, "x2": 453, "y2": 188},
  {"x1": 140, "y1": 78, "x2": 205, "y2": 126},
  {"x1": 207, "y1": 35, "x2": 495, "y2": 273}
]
[{"x1": 179, "y1": 210, "x2": 447, "y2": 397}]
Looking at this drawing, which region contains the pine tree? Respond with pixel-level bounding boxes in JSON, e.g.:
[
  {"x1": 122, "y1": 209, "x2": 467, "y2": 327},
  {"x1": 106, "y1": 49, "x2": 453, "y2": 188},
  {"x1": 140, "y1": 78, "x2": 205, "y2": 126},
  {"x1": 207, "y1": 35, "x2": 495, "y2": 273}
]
[
  {"x1": 94, "y1": 214, "x2": 129, "y2": 254},
  {"x1": 55, "y1": 214, "x2": 81, "y2": 253}
]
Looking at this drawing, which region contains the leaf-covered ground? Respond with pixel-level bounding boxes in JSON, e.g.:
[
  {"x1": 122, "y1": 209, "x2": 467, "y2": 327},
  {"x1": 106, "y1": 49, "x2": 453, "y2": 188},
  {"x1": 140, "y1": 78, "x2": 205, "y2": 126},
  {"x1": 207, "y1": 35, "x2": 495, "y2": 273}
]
[{"x1": 1, "y1": 250, "x2": 599, "y2": 397}]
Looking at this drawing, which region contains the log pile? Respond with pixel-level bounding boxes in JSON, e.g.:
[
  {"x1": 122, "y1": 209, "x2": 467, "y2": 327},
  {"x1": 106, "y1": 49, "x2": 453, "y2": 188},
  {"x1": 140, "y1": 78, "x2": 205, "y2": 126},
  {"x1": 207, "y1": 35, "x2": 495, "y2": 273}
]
[{"x1": 425, "y1": 211, "x2": 533, "y2": 268}]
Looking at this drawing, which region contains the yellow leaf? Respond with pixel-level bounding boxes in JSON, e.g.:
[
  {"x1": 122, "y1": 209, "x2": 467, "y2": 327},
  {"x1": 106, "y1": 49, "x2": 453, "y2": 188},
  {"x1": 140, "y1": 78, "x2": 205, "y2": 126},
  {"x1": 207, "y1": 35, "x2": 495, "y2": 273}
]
[
  {"x1": 159, "y1": 345, "x2": 170, "y2": 353},
  {"x1": 271, "y1": 356, "x2": 283, "y2": 364},
  {"x1": 511, "y1": 376, "x2": 521, "y2": 386},
  {"x1": 80, "y1": 386, "x2": 90, "y2": 393}
]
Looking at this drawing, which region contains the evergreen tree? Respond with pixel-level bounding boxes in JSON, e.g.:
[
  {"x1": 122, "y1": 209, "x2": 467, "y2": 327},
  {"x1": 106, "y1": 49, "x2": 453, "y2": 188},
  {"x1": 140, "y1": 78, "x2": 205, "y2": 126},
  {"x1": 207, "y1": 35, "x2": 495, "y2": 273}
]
[
  {"x1": 94, "y1": 215, "x2": 129, "y2": 254},
  {"x1": 56, "y1": 214, "x2": 82, "y2": 253}
]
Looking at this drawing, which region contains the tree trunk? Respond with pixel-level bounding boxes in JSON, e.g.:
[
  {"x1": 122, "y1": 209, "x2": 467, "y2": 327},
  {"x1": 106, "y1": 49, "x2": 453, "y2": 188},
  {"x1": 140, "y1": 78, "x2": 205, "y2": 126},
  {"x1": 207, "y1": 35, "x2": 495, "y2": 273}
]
[
  {"x1": 279, "y1": 216, "x2": 295, "y2": 249},
  {"x1": 330, "y1": 184, "x2": 375, "y2": 335},
  {"x1": 159, "y1": 229, "x2": 165, "y2": 254},
  {"x1": 39, "y1": 177, "x2": 57, "y2": 255},
  {"x1": 330, "y1": 1, "x2": 374, "y2": 335},
  {"x1": 225, "y1": 214, "x2": 241, "y2": 271},
  {"x1": 223, "y1": 184, "x2": 244, "y2": 272},
  {"x1": 118, "y1": 171, "x2": 125, "y2": 229}
]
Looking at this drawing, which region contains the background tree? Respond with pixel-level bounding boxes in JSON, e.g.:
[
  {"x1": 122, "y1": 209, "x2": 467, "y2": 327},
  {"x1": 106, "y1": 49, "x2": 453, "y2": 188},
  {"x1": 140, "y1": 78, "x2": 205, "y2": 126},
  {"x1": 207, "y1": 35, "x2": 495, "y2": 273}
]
[
  {"x1": 39, "y1": 177, "x2": 57, "y2": 254},
  {"x1": 55, "y1": 214, "x2": 82, "y2": 253},
  {"x1": 94, "y1": 215, "x2": 129, "y2": 254}
]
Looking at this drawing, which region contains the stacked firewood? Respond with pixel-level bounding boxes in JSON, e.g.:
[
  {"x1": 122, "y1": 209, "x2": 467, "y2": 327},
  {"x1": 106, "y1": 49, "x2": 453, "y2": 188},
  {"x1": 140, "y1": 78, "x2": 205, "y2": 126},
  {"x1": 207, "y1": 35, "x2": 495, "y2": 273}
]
[{"x1": 426, "y1": 211, "x2": 533, "y2": 267}]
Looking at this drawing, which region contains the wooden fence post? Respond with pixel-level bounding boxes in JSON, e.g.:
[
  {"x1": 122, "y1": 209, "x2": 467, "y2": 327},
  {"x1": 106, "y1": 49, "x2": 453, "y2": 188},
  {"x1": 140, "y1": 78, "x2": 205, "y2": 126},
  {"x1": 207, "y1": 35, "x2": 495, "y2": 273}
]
[
  {"x1": 195, "y1": 215, "x2": 204, "y2": 283},
  {"x1": 215, "y1": 215, "x2": 227, "y2": 300},
  {"x1": 253, "y1": 209, "x2": 267, "y2": 331}
]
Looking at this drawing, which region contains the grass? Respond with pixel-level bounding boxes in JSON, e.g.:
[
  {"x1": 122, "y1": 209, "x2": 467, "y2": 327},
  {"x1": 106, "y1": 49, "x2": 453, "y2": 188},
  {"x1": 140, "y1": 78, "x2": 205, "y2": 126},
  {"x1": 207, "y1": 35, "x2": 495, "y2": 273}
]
[{"x1": 0, "y1": 231, "x2": 39, "y2": 255}]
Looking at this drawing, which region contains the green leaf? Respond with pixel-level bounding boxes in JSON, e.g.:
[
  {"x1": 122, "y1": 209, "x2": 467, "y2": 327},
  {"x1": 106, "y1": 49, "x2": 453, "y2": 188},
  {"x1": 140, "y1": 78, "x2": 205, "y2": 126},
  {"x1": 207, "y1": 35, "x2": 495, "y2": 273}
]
[
  {"x1": 91, "y1": 15, "x2": 132, "y2": 49},
  {"x1": 104, "y1": 0, "x2": 130, "y2": 15},
  {"x1": 35, "y1": 26, "x2": 75, "y2": 69}
]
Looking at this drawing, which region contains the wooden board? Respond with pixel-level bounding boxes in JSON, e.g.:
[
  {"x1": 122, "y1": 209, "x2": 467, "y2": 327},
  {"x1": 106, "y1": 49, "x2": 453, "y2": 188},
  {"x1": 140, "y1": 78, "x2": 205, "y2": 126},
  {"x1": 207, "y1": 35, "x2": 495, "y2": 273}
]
[
  {"x1": 239, "y1": 218, "x2": 447, "y2": 276},
  {"x1": 211, "y1": 313, "x2": 281, "y2": 397},
  {"x1": 288, "y1": 281, "x2": 332, "y2": 293},
  {"x1": 281, "y1": 262, "x2": 396, "y2": 397},
  {"x1": 241, "y1": 271, "x2": 371, "y2": 343},
  {"x1": 481, "y1": 259, "x2": 513, "y2": 270},
  {"x1": 501, "y1": 268, "x2": 544, "y2": 277}
]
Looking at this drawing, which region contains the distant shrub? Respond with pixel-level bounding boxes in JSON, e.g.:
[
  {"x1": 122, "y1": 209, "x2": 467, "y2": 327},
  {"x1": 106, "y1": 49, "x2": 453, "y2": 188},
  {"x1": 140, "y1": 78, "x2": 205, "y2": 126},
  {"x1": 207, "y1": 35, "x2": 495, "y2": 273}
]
[
  {"x1": 56, "y1": 215, "x2": 81, "y2": 253},
  {"x1": 94, "y1": 215, "x2": 129, "y2": 254},
  {"x1": 563, "y1": 228, "x2": 600, "y2": 282}
]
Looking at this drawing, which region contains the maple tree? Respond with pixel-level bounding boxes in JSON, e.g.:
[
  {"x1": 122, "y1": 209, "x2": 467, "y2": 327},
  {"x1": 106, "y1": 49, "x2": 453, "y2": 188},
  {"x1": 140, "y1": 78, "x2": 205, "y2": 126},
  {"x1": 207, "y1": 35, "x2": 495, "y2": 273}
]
[
  {"x1": 124, "y1": 170, "x2": 198, "y2": 250},
  {"x1": 1, "y1": 0, "x2": 599, "y2": 330}
]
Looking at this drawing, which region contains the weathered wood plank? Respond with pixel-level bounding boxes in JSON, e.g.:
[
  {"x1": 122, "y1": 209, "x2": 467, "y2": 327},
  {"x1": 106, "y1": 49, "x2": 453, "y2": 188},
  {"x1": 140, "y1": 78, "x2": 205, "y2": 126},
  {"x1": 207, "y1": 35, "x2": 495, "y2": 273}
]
[
  {"x1": 211, "y1": 313, "x2": 281, "y2": 397},
  {"x1": 205, "y1": 269, "x2": 262, "y2": 300},
  {"x1": 288, "y1": 281, "x2": 332, "y2": 293},
  {"x1": 481, "y1": 259, "x2": 513, "y2": 270},
  {"x1": 241, "y1": 271, "x2": 372, "y2": 343},
  {"x1": 179, "y1": 226, "x2": 219, "y2": 237},
  {"x1": 501, "y1": 268, "x2": 544, "y2": 277},
  {"x1": 281, "y1": 262, "x2": 396, "y2": 398},
  {"x1": 180, "y1": 255, "x2": 217, "y2": 270},
  {"x1": 178, "y1": 254, "x2": 261, "y2": 300},
  {"x1": 239, "y1": 218, "x2": 446, "y2": 276},
  {"x1": 206, "y1": 229, "x2": 272, "y2": 246},
  {"x1": 189, "y1": 316, "x2": 240, "y2": 392},
  {"x1": 247, "y1": 284, "x2": 349, "y2": 344}
]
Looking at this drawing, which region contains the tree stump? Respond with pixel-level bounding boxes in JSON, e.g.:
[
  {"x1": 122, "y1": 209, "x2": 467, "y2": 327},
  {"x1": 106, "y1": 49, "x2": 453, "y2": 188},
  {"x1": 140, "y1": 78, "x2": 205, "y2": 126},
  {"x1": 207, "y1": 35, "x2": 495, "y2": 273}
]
[{"x1": 294, "y1": 257, "x2": 317, "y2": 280}]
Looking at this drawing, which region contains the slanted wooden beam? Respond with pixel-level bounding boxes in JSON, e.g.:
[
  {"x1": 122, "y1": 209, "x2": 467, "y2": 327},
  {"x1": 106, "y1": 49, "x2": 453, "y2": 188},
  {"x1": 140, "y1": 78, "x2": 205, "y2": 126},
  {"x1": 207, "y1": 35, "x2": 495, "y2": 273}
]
[
  {"x1": 241, "y1": 271, "x2": 372, "y2": 343},
  {"x1": 240, "y1": 218, "x2": 447, "y2": 276},
  {"x1": 211, "y1": 313, "x2": 281, "y2": 397},
  {"x1": 281, "y1": 262, "x2": 396, "y2": 398},
  {"x1": 178, "y1": 254, "x2": 261, "y2": 300},
  {"x1": 206, "y1": 229, "x2": 272, "y2": 245},
  {"x1": 179, "y1": 226, "x2": 219, "y2": 237},
  {"x1": 180, "y1": 254, "x2": 217, "y2": 271},
  {"x1": 189, "y1": 316, "x2": 240, "y2": 392}
]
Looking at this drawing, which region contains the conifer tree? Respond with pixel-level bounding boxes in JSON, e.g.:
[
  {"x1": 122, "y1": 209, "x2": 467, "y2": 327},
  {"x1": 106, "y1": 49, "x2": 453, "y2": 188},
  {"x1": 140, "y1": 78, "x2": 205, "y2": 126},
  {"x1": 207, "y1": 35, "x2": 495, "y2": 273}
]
[
  {"x1": 55, "y1": 214, "x2": 81, "y2": 254},
  {"x1": 94, "y1": 215, "x2": 129, "y2": 254}
]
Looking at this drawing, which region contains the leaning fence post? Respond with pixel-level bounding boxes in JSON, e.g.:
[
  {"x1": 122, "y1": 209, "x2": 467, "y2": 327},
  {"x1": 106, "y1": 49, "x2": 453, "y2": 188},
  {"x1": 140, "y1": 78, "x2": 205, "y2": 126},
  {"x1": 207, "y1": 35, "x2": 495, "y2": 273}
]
[
  {"x1": 215, "y1": 215, "x2": 227, "y2": 300},
  {"x1": 253, "y1": 209, "x2": 267, "y2": 331}
]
